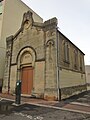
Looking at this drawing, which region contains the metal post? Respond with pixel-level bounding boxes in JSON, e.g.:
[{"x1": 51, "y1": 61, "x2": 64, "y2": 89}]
[{"x1": 15, "y1": 80, "x2": 21, "y2": 104}]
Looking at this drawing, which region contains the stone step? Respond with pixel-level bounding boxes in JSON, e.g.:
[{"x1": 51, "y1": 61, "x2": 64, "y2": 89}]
[
  {"x1": 76, "y1": 98, "x2": 90, "y2": 104},
  {"x1": 84, "y1": 95, "x2": 90, "y2": 98}
]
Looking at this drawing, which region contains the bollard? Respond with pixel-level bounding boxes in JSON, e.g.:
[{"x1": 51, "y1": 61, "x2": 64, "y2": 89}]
[{"x1": 15, "y1": 80, "x2": 21, "y2": 104}]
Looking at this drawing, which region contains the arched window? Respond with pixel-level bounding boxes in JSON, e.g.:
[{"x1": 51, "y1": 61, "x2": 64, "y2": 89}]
[
  {"x1": 74, "y1": 49, "x2": 78, "y2": 69},
  {"x1": 64, "y1": 42, "x2": 69, "y2": 63},
  {"x1": 80, "y1": 55, "x2": 83, "y2": 71}
]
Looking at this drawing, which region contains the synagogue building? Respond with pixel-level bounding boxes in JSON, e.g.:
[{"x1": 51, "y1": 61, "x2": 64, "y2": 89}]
[{"x1": 2, "y1": 11, "x2": 86, "y2": 100}]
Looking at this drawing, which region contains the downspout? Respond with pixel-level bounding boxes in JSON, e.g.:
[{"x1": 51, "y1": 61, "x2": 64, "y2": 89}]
[{"x1": 56, "y1": 27, "x2": 61, "y2": 101}]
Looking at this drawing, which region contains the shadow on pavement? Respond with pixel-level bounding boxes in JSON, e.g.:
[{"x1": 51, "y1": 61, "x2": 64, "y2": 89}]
[
  {"x1": 0, "y1": 100, "x2": 56, "y2": 117},
  {"x1": 55, "y1": 91, "x2": 90, "y2": 107}
]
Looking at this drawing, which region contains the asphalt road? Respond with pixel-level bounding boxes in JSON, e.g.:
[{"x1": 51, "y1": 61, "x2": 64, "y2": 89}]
[{"x1": 0, "y1": 100, "x2": 90, "y2": 120}]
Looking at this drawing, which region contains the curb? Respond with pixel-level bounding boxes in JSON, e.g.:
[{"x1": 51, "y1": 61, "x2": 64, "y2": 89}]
[
  {"x1": 1, "y1": 97, "x2": 90, "y2": 115},
  {"x1": 25, "y1": 102, "x2": 90, "y2": 115},
  {"x1": 71, "y1": 102, "x2": 90, "y2": 107}
]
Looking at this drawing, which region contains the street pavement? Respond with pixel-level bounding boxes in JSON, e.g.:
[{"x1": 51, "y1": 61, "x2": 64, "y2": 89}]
[
  {"x1": 0, "y1": 101, "x2": 90, "y2": 120},
  {"x1": 0, "y1": 91, "x2": 90, "y2": 120}
]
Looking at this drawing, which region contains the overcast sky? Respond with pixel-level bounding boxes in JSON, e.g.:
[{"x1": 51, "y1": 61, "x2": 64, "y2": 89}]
[{"x1": 22, "y1": 0, "x2": 90, "y2": 65}]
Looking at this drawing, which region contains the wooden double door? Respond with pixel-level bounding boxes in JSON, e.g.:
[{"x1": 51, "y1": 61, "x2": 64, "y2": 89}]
[{"x1": 21, "y1": 67, "x2": 33, "y2": 95}]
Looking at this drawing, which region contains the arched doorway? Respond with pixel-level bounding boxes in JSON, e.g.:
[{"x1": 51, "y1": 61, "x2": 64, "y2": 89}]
[
  {"x1": 17, "y1": 48, "x2": 35, "y2": 95},
  {"x1": 20, "y1": 51, "x2": 33, "y2": 95}
]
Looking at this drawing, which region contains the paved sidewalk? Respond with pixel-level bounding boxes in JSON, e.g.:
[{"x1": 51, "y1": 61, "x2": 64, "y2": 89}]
[
  {"x1": 63, "y1": 104, "x2": 90, "y2": 113},
  {"x1": 0, "y1": 93, "x2": 59, "y2": 106},
  {"x1": 0, "y1": 91, "x2": 90, "y2": 115}
]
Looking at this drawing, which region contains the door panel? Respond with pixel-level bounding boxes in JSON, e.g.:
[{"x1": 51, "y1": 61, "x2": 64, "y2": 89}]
[
  {"x1": 27, "y1": 67, "x2": 33, "y2": 94},
  {"x1": 21, "y1": 67, "x2": 33, "y2": 95}
]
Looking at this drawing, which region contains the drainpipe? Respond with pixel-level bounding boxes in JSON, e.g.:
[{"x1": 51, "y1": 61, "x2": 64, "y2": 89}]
[{"x1": 56, "y1": 27, "x2": 61, "y2": 101}]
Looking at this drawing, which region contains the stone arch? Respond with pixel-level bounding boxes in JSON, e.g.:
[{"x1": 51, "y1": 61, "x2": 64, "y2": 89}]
[
  {"x1": 16, "y1": 47, "x2": 36, "y2": 95},
  {"x1": 17, "y1": 47, "x2": 36, "y2": 69},
  {"x1": 45, "y1": 39, "x2": 55, "y2": 62},
  {"x1": 46, "y1": 39, "x2": 55, "y2": 47}
]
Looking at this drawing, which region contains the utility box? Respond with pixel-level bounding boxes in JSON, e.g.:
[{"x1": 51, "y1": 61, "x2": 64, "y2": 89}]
[{"x1": 15, "y1": 80, "x2": 21, "y2": 104}]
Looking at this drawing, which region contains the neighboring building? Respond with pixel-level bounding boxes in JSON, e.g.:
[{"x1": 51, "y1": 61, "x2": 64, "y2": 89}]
[
  {"x1": 0, "y1": 0, "x2": 43, "y2": 92},
  {"x1": 85, "y1": 65, "x2": 90, "y2": 90},
  {"x1": 2, "y1": 11, "x2": 86, "y2": 101}
]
